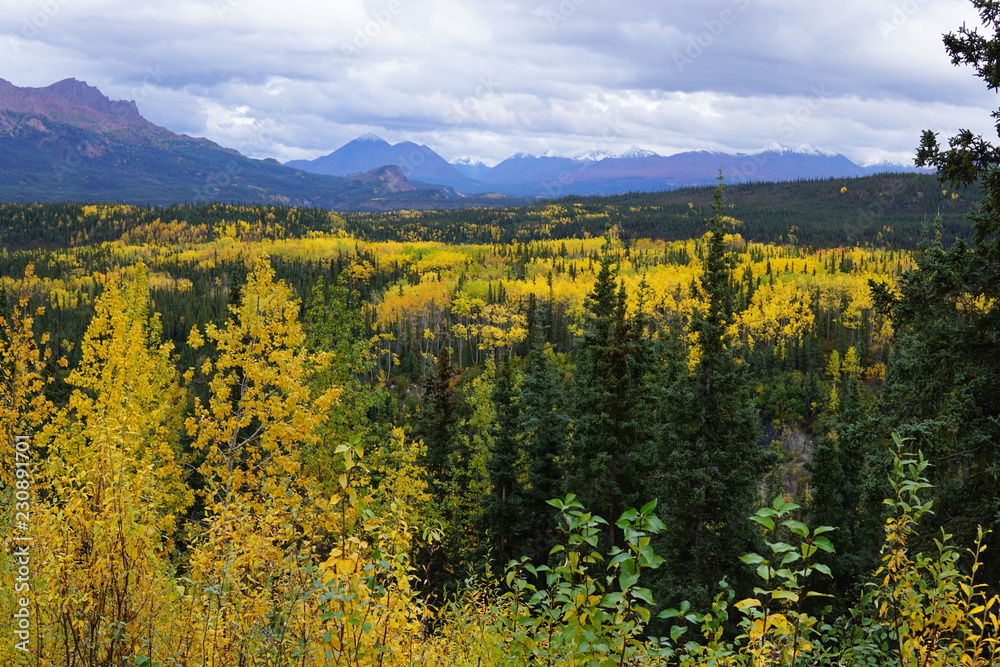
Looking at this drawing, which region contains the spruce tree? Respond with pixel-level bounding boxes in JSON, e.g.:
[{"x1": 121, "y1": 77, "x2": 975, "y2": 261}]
[
  {"x1": 521, "y1": 307, "x2": 568, "y2": 561},
  {"x1": 658, "y1": 176, "x2": 770, "y2": 607},
  {"x1": 569, "y1": 238, "x2": 657, "y2": 545},
  {"x1": 482, "y1": 358, "x2": 526, "y2": 569},
  {"x1": 419, "y1": 347, "x2": 459, "y2": 499},
  {"x1": 568, "y1": 244, "x2": 621, "y2": 528}
]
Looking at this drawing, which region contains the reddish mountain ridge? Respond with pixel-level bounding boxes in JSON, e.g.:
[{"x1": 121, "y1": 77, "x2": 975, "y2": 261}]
[
  {"x1": 0, "y1": 78, "x2": 157, "y2": 134},
  {"x1": 0, "y1": 78, "x2": 459, "y2": 208}
]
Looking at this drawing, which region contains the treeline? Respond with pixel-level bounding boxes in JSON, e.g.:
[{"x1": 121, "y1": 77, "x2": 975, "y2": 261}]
[
  {"x1": 342, "y1": 173, "x2": 974, "y2": 248},
  {"x1": 0, "y1": 172, "x2": 975, "y2": 252},
  {"x1": 0, "y1": 202, "x2": 345, "y2": 249}
]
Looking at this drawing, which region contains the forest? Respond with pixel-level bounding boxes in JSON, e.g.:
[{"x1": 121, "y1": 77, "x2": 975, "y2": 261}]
[
  {"x1": 0, "y1": 166, "x2": 995, "y2": 665},
  {"x1": 4, "y1": 5, "x2": 1000, "y2": 663}
]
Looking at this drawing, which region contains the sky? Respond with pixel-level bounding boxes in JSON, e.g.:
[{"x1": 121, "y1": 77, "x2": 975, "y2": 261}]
[{"x1": 1, "y1": 0, "x2": 997, "y2": 167}]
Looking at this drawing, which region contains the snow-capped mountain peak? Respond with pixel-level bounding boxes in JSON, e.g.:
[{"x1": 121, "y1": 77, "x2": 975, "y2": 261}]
[
  {"x1": 792, "y1": 143, "x2": 838, "y2": 157},
  {"x1": 573, "y1": 149, "x2": 617, "y2": 161},
  {"x1": 860, "y1": 155, "x2": 915, "y2": 169},
  {"x1": 453, "y1": 156, "x2": 487, "y2": 168},
  {"x1": 748, "y1": 143, "x2": 838, "y2": 157},
  {"x1": 620, "y1": 146, "x2": 659, "y2": 159}
]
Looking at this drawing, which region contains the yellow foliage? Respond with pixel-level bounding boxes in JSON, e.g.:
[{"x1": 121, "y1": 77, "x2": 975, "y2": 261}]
[
  {"x1": 28, "y1": 264, "x2": 190, "y2": 664},
  {"x1": 731, "y1": 280, "x2": 814, "y2": 358}
]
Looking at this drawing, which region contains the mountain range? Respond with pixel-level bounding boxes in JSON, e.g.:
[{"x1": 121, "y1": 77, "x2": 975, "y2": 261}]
[
  {"x1": 290, "y1": 136, "x2": 926, "y2": 197},
  {"x1": 0, "y1": 78, "x2": 927, "y2": 209}
]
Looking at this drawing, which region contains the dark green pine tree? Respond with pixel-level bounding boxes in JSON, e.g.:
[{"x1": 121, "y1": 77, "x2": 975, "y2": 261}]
[
  {"x1": 657, "y1": 175, "x2": 771, "y2": 608},
  {"x1": 418, "y1": 347, "x2": 460, "y2": 499},
  {"x1": 568, "y1": 238, "x2": 657, "y2": 545},
  {"x1": 481, "y1": 358, "x2": 526, "y2": 570},
  {"x1": 521, "y1": 305, "x2": 568, "y2": 561}
]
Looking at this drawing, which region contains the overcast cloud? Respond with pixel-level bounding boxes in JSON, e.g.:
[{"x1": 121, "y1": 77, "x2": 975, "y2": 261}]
[{"x1": 1, "y1": 0, "x2": 996, "y2": 166}]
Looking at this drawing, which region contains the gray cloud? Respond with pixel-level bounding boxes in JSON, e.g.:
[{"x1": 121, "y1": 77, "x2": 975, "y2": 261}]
[{"x1": 0, "y1": 0, "x2": 996, "y2": 166}]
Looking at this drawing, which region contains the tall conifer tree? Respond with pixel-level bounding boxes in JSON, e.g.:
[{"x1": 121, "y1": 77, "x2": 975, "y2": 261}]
[
  {"x1": 658, "y1": 176, "x2": 770, "y2": 607},
  {"x1": 521, "y1": 304, "x2": 568, "y2": 560},
  {"x1": 419, "y1": 347, "x2": 459, "y2": 499},
  {"x1": 569, "y1": 237, "x2": 657, "y2": 545},
  {"x1": 482, "y1": 358, "x2": 525, "y2": 569}
]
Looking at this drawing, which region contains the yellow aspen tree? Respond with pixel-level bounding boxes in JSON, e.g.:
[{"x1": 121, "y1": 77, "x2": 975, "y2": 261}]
[
  {"x1": 0, "y1": 265, "x2": 54, "y2": 471},
  {"x1": 0, "y1": 265, "x2": 55, "y2": 664},
  {"x1": 31, "y1": 264, "x2": 190, "y2": 666},
  {"x1": 178, "y1": 256, "x2": 422, "y2": 665},
  {"x1": 731, "y1": 280, "x2": 815, "y2": 358},
  {"x1": 181, "y1": 255, "x2": 340, "y2": 664}
]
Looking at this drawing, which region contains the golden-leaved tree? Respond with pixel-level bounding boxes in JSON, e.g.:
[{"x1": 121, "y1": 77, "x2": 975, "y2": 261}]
[
  {"x1": 0, "y1": 265, "x2": 55, "y2": 665},
  {"x1": 178, "y1": 255, "x2": 421, "y2": 665},
  {"x1": 177, "y1": 254, "x2": 333, "y2": 663},
  {"x1": 31, "y1": 264, "x2": 190, "y2": 666}
]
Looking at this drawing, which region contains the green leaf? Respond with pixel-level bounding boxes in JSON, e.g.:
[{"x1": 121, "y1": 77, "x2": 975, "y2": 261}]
[
  {"x1": 609, "y1": 551, "x2": 631, "y2": 566},
  {"x1": 772, "y1": 590, "x2": 799, "y2": 602},
  {"x1": 619, "y1": 571, "x2": 640, "y2": 590},
  {"x1": 640, "y1": 499, "x2": 659, "y2": 514},
  {"x1": 604, "y1": 592, "x2": 624, "y2": 607},
  {"x1": 646, "y1": 553, "x2": 666, "y2": 569},
  {"x1": 639, "y1": 544, "x2": 659, "y2": 564},
  {"x1": 740, "y1": 553, "x2": 766, "y2": 565},
  {"x1": 769, "y1": 541, "x2": 796, "y2": 554},
  {"x1": 813, "y1": 536, "x2": 836, "y2": 553},
  {"x1": 779, "y1": 552, "x2": 801, "y2": 566},
  {"x1": 632, "y1": 587, "x2": 655, "y2": 605},
  {"x1": 783, "y1": 520, "x2": 810, "y2": 537},
  {"x1": 812, "y1": 563, "x2": 833, "y2": 577},
  {"x1": 772, "y1": 495, "x2": 801, "y2": 513},
  {"x1": 618, "y1": 508, "x2": 640, "y2": 524},
  {"x1": 645, "y1": 515, "x2": 667, "y2": 533},
  {"x1": 750, "y1": 515, "x2": 775, "y2": 531}
]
